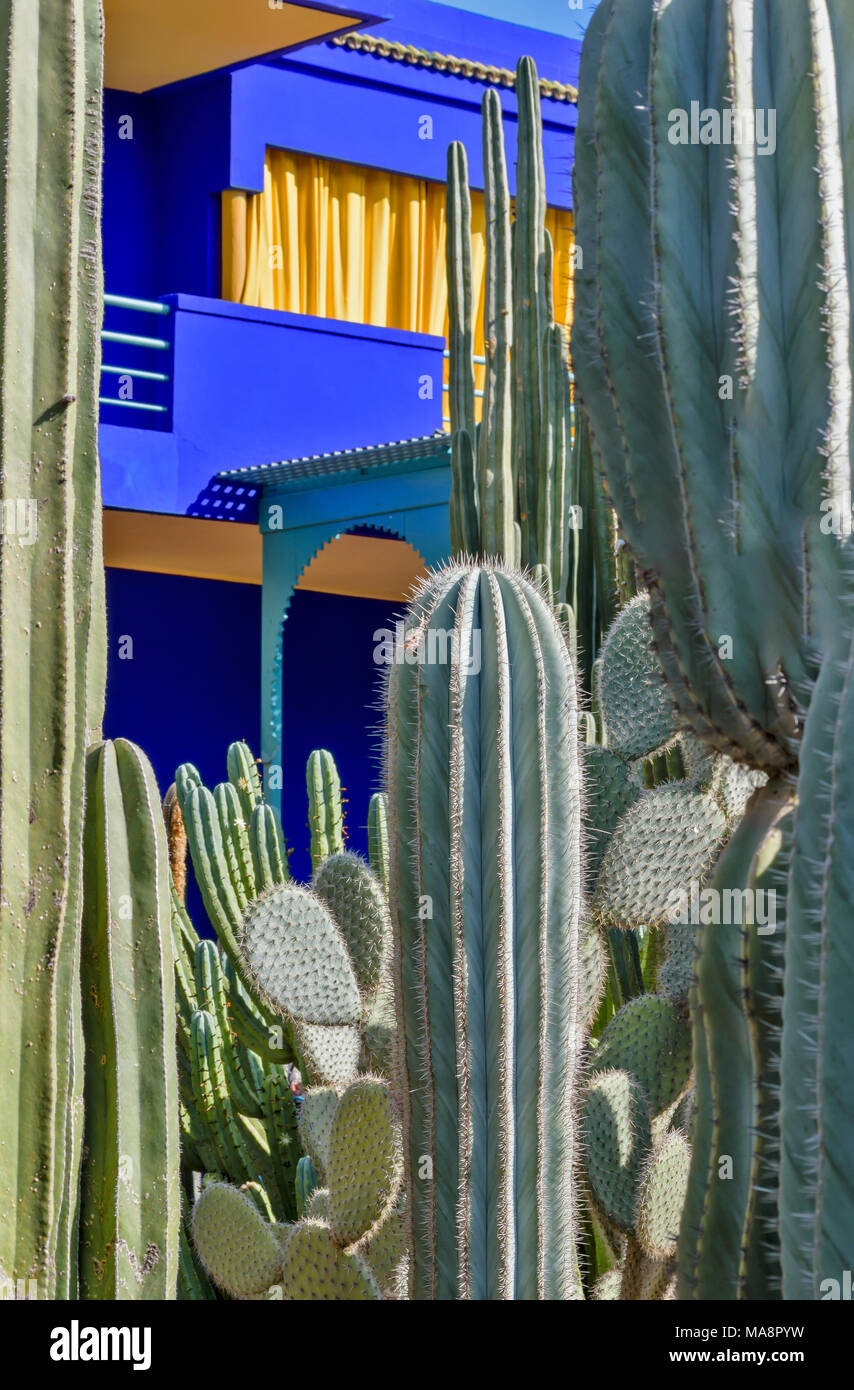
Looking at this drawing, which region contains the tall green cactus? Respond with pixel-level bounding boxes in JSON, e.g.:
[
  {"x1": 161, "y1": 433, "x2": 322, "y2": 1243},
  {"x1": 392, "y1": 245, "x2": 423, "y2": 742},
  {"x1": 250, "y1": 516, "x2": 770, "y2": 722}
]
[
  {"x1": 0, "y1": 0, "x2": 106, "y2": 1298},
  {"x1": 79, "y1": 739, "x2": 180, "y2": 1298},
  {"x1": 446, "y1": 57, "x2": 616, "y2": 683},
  {"x1": 573, "y1": 0, "x2": 854, "y2": 1298},
  {"x1": 572, "y1": 0, "x2": 848, "y2": 769},
  {"x1": 386, "y1": 562, "x2": 590, "y2": 1300}
]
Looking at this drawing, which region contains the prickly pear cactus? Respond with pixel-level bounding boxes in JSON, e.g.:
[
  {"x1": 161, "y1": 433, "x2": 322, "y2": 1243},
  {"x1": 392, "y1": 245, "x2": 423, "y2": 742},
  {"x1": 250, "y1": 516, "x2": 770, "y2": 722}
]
[
  {"x1": 192, "y1": 1078, "x2": 405, "y2": 1300},
  {"x1": 583, "y1": 591, "x2": 768, "y2": 1298}
]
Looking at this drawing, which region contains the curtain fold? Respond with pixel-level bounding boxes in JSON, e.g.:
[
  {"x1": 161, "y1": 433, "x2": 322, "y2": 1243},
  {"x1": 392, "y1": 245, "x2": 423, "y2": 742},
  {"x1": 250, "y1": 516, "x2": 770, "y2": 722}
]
[{"x1": 223, "y1": 149, "x2": 574, "y2": 422}]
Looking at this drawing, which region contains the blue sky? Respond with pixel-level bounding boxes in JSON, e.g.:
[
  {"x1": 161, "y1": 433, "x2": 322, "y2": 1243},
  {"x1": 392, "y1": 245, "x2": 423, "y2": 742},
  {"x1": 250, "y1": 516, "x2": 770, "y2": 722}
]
[{"x1": 426, "y1": 0, "x2": 600, "y2": 40}]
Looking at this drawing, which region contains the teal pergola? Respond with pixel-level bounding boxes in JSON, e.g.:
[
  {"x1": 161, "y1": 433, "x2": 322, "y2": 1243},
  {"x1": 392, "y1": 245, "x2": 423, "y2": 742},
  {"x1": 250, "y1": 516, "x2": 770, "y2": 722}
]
[{"x1": 217, "y1": 433, "x2": 451, "y2": 812}]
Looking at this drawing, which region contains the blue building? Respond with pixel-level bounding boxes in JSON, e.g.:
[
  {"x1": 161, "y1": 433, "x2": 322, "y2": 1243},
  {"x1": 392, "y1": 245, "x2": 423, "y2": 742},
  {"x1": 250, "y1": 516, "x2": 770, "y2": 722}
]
[{"x1": 101, "y1": 0, "x2": 581, "y2": 871}]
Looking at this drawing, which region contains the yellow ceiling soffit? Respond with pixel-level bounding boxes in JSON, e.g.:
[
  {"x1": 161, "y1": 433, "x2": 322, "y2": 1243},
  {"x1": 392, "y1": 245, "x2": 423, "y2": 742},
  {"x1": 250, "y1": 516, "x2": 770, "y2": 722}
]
[
  {"x1": 104, "y1": 0, "x2": 361, "y2": 94},
  {"x1": 103, "y1": 511, "x2": 427, "y2": 601},
  {"x1": 104, "y1": 510, "x2": 263, "y2": 584}
]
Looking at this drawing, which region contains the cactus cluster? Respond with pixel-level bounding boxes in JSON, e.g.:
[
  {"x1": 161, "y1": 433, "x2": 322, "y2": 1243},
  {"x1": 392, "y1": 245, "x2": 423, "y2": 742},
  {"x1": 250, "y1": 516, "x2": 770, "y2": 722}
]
[
  {"x1": 573, "y1": 0, "x2": 854, "y2": 1298},
  {"x1": 582, "y1": 592, "x2": 768, "y2": 1299},
  {"x1": 173, "y1": 741, "x2": 398, "y2": 1298},
  {"x1": 192, "y1": 1078, "x2": 405, "y2": 1300},
  {"x1": 446, "y1": 56, "x2": 616, "y2": 685}
]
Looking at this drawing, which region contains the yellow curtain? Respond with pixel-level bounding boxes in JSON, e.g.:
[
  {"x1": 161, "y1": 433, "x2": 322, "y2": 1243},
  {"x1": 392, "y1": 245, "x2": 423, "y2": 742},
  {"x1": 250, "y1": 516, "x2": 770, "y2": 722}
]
[{"x1": 222, "y1": 149, "x2": 574, "y2": 424}]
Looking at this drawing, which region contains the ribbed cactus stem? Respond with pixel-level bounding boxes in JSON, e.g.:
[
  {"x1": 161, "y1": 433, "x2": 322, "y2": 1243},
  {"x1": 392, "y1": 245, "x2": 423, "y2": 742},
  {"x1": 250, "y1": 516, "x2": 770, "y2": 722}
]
[
  {"x1": 79, "y1": 740, "x2": 180, "y2": 1298},
  {"x1": 367, "y1": 792, "x2": 389, "y2": 897},
  {"x1": 511, "y1": 56, "x2": 548, "y2": 562},
  {"x1": 782, "y1": 623, "x2": 854, "y2": 1298},
  {"x1": 387, "y1": 562, "x2": 585, "y2": 1299},
  {"x1": 478, "y1": 89, "x2": 514, "y2": 559},
  {"x1": 306, "y1": 748, "x2": 345, "y2": 871},
  {"x1": 0, "y1": 0, "x2": 106, "y2": 1298},
  {"x1": 678, "y1": 780, "x2": 793, "y2": 1301},
  {"x1": 446, "y1": 140, "x2": 479, "y2": 557}
]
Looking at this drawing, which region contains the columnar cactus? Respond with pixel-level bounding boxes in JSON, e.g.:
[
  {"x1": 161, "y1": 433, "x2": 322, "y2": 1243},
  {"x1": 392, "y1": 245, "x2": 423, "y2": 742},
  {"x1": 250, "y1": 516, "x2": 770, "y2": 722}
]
[
  {"x1": 0, "y1": 0, "x2": 106, "y2": 1298},
  {"x1": 386, "y1": 562, "x2": 591, "y2": 1300},
  {"x1": 306, "y1": 748, "x2": 345, "y2": 871},
  {"x1": 572, "y1": 0, "x2": 846, "y2": 770},
  {"x1": 79, "y1": 740, "x2": 180, "y2": 1298},
  {"x1": 446, "y1": 57, "x2": 617, "y2": 682},
  {"x1": 573, "y1": 0, "x2": 854, "y2": 1298}
]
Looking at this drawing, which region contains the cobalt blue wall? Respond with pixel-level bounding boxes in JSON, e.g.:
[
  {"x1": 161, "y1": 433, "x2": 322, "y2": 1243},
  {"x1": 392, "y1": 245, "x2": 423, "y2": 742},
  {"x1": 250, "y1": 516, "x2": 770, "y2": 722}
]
[
  {"x1": 99, "y1": 297, "x2": 445, "y2": 514},
  {"x1": 103, "y1": 568, "x2": 393, "y2": 893},
  {"x1": 104, "y1": 567, "x2": 261, "y2": 798},
  {"x1": 101, "y1": 0, "x2": 578, "y2": 302},
  {"x1": 279, "y1": 589, "x2": 398, "y2": 883},
  {"x1": 104, "y1": 566, "x2": 262, "y2": 934}
]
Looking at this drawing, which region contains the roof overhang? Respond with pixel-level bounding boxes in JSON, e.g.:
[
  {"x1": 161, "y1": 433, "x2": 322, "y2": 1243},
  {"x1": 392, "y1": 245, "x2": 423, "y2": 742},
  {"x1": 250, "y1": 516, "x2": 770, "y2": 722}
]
[{"x1": 103, "y1": 0, "x2": 381, "y2": 94}]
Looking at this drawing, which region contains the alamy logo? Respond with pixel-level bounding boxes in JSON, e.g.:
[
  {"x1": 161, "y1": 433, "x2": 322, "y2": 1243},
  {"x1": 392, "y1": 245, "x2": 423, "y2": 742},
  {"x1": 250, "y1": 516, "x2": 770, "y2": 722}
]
[
  {"x1": 373, "y1": 622, "x2": 482, "y2": 675},
  {"x1": 50, "y1": 1320, "x2": 151, "y2": 1371},
  {"x1": 668, "y1": 101, "x2": 776, "y2": 155},
  {"x1": 667, "y1": 881, "x2": 778, "y2": 935}
]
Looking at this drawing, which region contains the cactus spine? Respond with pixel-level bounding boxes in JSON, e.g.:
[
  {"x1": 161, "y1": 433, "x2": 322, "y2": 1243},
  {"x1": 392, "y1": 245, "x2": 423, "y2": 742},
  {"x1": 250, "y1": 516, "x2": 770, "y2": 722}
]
[
  {"x1": 0, "y1": 0, "x2": 106, "y2": 1297},
  {"x1": 386, "y1": 562, "x2": 586, "y2": 1299},
  {"x1": 79, "y1": 740, "x2": 180, "y2": 1298}
]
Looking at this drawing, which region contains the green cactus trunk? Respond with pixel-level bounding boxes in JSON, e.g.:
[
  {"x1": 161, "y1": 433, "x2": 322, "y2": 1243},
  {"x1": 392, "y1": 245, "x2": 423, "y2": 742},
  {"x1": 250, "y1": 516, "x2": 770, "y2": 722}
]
[
  {"x1": 572, "y1": 0, "x2": 849, "y2": 770},
  {"x1": 781, "y1": 625, "x2": 854, "y2": 1298},
  {"x1": 445, "y1": 57, "x2": 615, "y2": 670},
  {"x1": 574, "y1": 0, "x2": 854, "y2": 1297},
  {"x1": 0, "y1": 0, "x2": 106, "y2": 1298},
  {"x1": 386, "y1": 563, "x2": 585, "y2": 1300},
  {"x1": 79, "y1": 739, "x2": 180, "y2": 1298}
]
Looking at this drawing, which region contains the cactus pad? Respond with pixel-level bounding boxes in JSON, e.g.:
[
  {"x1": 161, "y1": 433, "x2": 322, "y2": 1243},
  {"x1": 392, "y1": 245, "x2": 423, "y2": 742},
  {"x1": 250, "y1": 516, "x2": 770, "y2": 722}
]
[
  {"x1": 192, "y1": 1183, "x2": 284, "y2": 1297},
  {"x1": 583, "y1": 1069, "x2": 652, "y2": 1232},
  {"x1": 584, "y1": 744, "x2": 641, "y2": 891},
  {"x1": 592, "y1": 995, "x2": 692, "y2": 1117},
  {"x1": 362, "y1": 1206, "x2": 408, "y2": 1296},
  {"x1": 594, "y1": 784, "x2": 727, "y2": 928},
  {"x1": 241, "y1": 883, "x2": 361, "y2": 1026},
  {"x1": 716, "y1": 759, "x2": 768, "y2": 825},
  {"x1": 636, "y1": 1131, "x2": 692, "y2": 1260},
  {"x1": 299, "y1": 1087, "x2": 340, "y2": 1180},
  {"x1": 280, "y1": 1220, "x2": 382, "y2": 1300},
  {"x1": 314, "y1": 851, "x2": 390, "y2": 996},
  {"x1": 657, "y1": 920, "x2": 699, "y2": 1008},
  {"x1": 598, "y1": 593, "x2": 677, "y2": 760},
  {"x1": 326, "y1": 1078, "x2": 402, "y2": 1247},
  {"x1": 295, "y1": 1020, "x2": 361, "y2": 1088}
]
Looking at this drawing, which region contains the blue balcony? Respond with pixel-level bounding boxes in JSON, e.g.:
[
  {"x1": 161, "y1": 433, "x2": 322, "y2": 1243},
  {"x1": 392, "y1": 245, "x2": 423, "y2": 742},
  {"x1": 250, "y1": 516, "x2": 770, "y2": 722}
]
[{"x1": 98, "y1": 294, "x2": 445, "y2": 515}]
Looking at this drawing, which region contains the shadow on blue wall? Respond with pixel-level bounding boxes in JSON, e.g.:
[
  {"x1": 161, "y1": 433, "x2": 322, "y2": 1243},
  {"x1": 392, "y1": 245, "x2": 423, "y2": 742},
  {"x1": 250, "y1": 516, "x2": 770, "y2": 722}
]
[
  {"x1": 280, "y1": 588, "x2": 400, "y2": 884},
  {"x1": 104, "y1": 566, "x2": 262, "y2": 934}
]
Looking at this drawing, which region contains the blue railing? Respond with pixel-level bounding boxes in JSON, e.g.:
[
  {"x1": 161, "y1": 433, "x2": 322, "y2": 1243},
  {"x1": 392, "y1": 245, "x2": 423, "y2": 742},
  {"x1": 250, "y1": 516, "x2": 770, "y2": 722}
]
[{"x1": 100, "y1": 293, "x2": 171, "y2": 418}]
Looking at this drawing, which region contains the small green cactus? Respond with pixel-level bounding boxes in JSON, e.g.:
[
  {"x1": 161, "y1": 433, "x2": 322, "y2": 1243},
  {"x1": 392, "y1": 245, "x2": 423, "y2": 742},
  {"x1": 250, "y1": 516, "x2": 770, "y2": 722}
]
[{"x1": 307, "y1": 749, "x2": 345, "y2": 871}]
